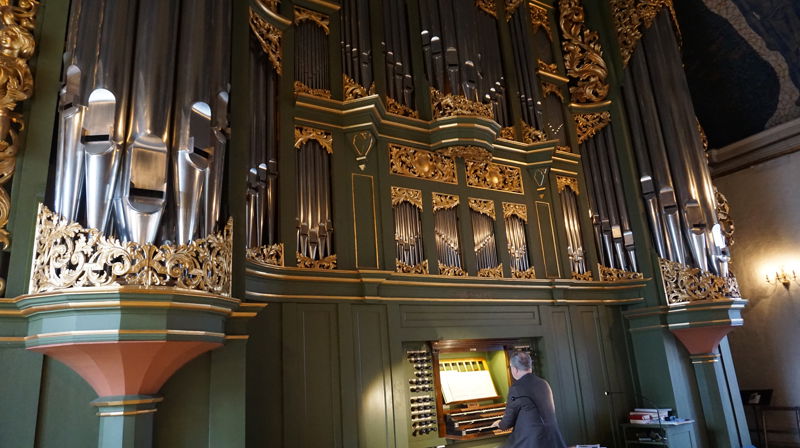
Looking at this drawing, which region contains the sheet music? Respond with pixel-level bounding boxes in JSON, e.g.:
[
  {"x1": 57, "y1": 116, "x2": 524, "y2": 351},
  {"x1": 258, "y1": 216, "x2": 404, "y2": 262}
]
[{"x1": 440, "y1": 370, "x2": 498, "y2": 403}]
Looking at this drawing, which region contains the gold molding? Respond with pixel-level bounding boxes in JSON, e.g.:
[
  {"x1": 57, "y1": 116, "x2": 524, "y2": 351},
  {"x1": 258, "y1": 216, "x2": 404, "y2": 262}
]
[
  {"x1": 476, "y1": 0, "x2": 497, "y2": 17},
  {"x1": 389, "y1": 144, "x2": 457, "y2": 184},
  {"x1": 438, "y1": 262, "x2": 467, "y2": 277},
  {"x1": 502, "y1": 202, "x2": 528, "y2": 222},
  {"x1": 505, "y1": 0, "x2": 524, "y2": 21},
  {"x1": 97, "y1": 409, "x2": 158, "y2": 418},
  {"x1": 396, "y1": 259, "x2": 429, "y2": 274},
  {"x1": 659, "y1": 258, "x2": 741, "y2": 305},
  {"x1": 27, "y1": 329, "x2": 226, "y2": 342},
  {"x1": 19, "y1": 300, "x2": 233, "y2": 317},
  {"x1": 391, "y1": 186, "x2": 423, "y2": 209},
  {"x1": 294, "y1": 6, "x2": 330, "y2": 34},
  {"x1": 92, "y1": 397, "x2": 164, "y2": 407},
  {"x1": 385, "y1": 96, "x2": 419, "y2": 118},
  {"x1": 258, "y1": 0, "x2": 280, "y2": 13},
  {"x1": 714, "y1": 186, "x2": 734, "y2": 247},
  {"x1": 478, "y1": 264, "x2": 504, "y2": 278},
  {"x1": 571, "y1": 271, "x2": 593, "y2": 281},
  {"x1": 29, "y1": 205, "x2": 232, "y2": 296},
  {"x1": 294, "y1": 80, "x2": 331, "y2": 98},
  {"x1": 511, "y1": 266, "x2": 537, "y2": 279},
  {"x1": 297, "y1": 252, "x2": 337, "y2": 269},
  {"x1": 598, "y1": 264, "x2": 643, "y2": 282},
  {"x1": 430, "y1": 87, "x2": 494, "y2": 120},
  {"x1": 538, "y1": 59, "x2": 558, "y2": 74},
  {"x1": 247, "y1": 243, "x2": 285, "y2": 267},
  {"x1": 249, "y1": 8, "x2": 283, "y2": 75},
  {"x1": 294, "y1": 125, "x2": 333, "y2": 153},
  {"x1": 610, "y1": 0, "x2": 679, "y2": 67},
  {"x1": 468, "y1": 198, "x2": 496, "y2": 220},
  {"x1": 433, "y1": 193, "x2": 460, "y2": 212},
  {"x1": 343, "y1": 74, "x2": 375, "y2": 101},
  {"x1": 438, "y1": 145, "x2": 493, "y2": 163},
  {"x1": 574, "y1": 111, "x2": 611, "y2": 144},
  {"x1": 528, "y1": 1, "x2": 552, "y2": 39},
  {"x1": 558, "y1": 0, "x2": 609, "y2": 104},
  {"x1": 555, "y1": 175, "x2": 579, "y2": 194},
  {"x1": 466, "y1": 160, "x2": 524, "y2": 194}
]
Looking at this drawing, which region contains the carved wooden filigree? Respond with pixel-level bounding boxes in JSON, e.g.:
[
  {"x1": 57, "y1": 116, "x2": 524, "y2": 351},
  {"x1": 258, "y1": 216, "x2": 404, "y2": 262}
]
[
  {"x1": 538, "y1": 59, "x2": 558, "y2": 74},
  {"x1": 30, "y1": 205, "x2": 232, "y2": 296},
  {"x1": 438, "y1": 145, "x2": 493, "y2": 163},
  {"x1": 528, "y1": 2, "x2": 552, "y2": 39},
  {"x1": 505, "y1": 0, "x2": 524, "y2": 21},
  {"x1": 465, "y1": 160, "x2": 524, "y2": 194},
  {"x1": 521, "y1": 121, "x2": 548, "y2": 143},
  {"x1": 575, "y1": 111, "x2": 611, "y2": 143},
  {"x1": 391, "y1": 186, "x2": 423, "y2": 209},
  {"x1": 478, "y1": 264, "x2": 504, "y2": 278},
  {"x1": 556, "y1": 175, "x2": 579, "y2": 194},
  {"x1": 540, "y1": 81, "x2": 565, "y2": 101},
  {"x1": 468, "y1": 198, "x2": 496, "y2": 220},
  {"x1": 659, "y1": 258, "x2": 741, "y2": 304},
  {"x1": 294, "y1": 126, "x2": 333, "y2": 154},
  {"x1": 610, "y1": 0, "x2": 679, "y2": 66},
  {"x1": 247, "y1": 243, "x2": 285, "y2": 267},
  {"x1": 390, "y1": 144, "x2": 457, "y2": 184},
  {"x1": 297, "y1": 252, "x2": 337, "y2": 269},
  {"x1": 512, "y1": 266, "x2": 537, "y2": 279},
  {"x1": 430, "y1": 87, "x2": 494, "y2": 120},
  {"x1": 294, "y1": 80, "x2": 332, "y2": 98},
  {"x1": 503, "y1": 202, "x2": 528, "y2": 222},
  {"x1": 598, "y1": 264, "x2": 643, "y2": 282},
  {"x1": 343, "y1": 74, "x2": 375, "y2": 100},
  {"x1": 385, "y1": 96, "x2": 419, "y2": 118},
  {"x1": 475, "y1": 0, "x2": 497, "y2": 17},
  {"x1": 559, "y1": 0, "x2": 609, "y2": 103},
  {"x1": 294, "y1": 6, "x2": 329, "y2": 34},
  {"x1": 697, "y1": 117, "x2": 709, "y2": 151},
  {"x1": 250, "y1": 8, "x2": 283, "y2": 75},
  {"x1": 571, "y1": 271, "x2": 593, "y2": 281},
  {"x1": 438, "y1": 262, "x2": 467, "y2": 277},
  {"x1": 260, "y1": 0, "x2": 280, "y2": 12},
  {"x1": 396, "y1": 259, "x2": 429, "y2": 274},
  {"x1": 433, "y1": 193, "x2": 460, "y2": 211},
  {"x1": 499, "y1": 126, "x2": 516, "y2": 140},
  {"x1": 714, "y1": 187, "x2": 734, "y2": 247}
]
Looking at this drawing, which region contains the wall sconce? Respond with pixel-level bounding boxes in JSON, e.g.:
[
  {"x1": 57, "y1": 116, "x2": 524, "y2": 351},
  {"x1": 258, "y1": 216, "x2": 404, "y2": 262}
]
[{"x1": 765, "y1": 268, "x2": 797, "y2": 288}]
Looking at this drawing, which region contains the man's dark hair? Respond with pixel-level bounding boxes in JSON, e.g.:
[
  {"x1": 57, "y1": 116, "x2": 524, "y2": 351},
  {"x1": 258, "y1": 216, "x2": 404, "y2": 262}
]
[{"x1": 509, "y1": 351, "x2": 532, "y2": 371}]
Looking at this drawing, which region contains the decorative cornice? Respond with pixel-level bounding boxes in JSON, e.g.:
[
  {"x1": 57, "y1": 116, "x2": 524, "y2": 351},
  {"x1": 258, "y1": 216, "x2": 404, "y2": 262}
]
[
  {"x1": 438, "y1": 262, "x2": 467, "y2": 277},
  {"x1": 478, "y1": 264, "x2": 504, "y2": 278},
  {"x1": 385, "y1": 96, "x2": 419, "y2": 118},
  {"x1": 432, "y1": 193, "x2": 460, "y2": 212},
  {"x1": 438, "y1": 145, "x2": 493, "y2": 163},
  {"x1": 466, "y1": 160, "x2": 524, "y2": 194},
  {"x1": 502, "y1": 202, "x2": 528, "y2": 222},
  {"x1": 575, "y1": 111, "x2": 611, "y2": 143},
  {"x1": 556, "y1": 175, "x2": 579, "y2": 194},
  {"x1": 389, "y1": 144, "x2": 457, "y2": 184},
  {"x1": 297, "y1": 252, "x2": 337, "y2": 269},
  {"x1": 609, "y1": 0, "x2": 679, "y2": 67},
  {"x1": 520, "y1": 121, "x2": 548, "y2": 143},
  {"x1": 294, "y1": 126, "x2": 333, "y2": 153},
  {"x1": 658, "y1": 258, "x2": 741, "y2": 305},
  {"x1": 396, "y1": 259, "x2": 429, "y2": 274},
  {"x1": 294, "y1": 80, "x2": 331, "y2": 98},
  {"x1": 598, "y1": 264, "x2": 643, "y2": 282},
  {"x1": 391, "y1": 186, "x2": 423, "y2": 209},
  {"x1": 250, "y1": 8, "x2": 283, "y2": 75},
  {"x1": 430, "y1": 87, "x2": 494, "y2": 120},
  {"x1": 343, "y1": 74, "x2": 375, "y2": 100},
  {"x1": 294, "y1": 6, "x2": 330, "y2": 34},
  {"x1": 558, "y1": 0, "x2": 609, "y2": 104},
  {"x1": 468, "y1": 198, "x2": 496, "y2": 220},
  {"x1": 259, "y1": 0, "x2": 280, "y2": 13},
  {"x1": 511, "y1": 266, "x2": 537, "y2": 279},
  {"x1": 709, "y1": 116, "x2": 800, "y2": 177},
  {"x1": 247, "y1": 243, "x2": 285, "y2": 267}
]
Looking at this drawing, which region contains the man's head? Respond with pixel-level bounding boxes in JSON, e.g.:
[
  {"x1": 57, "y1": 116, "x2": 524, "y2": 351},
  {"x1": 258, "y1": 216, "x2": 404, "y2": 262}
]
[{"x1": 509, "y1": 351, "x2": 532, "y2": 380}]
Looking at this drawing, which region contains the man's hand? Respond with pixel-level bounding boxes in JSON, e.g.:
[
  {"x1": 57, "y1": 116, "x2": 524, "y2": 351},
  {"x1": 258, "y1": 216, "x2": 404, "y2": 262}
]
[{"x1": 489, "y1": 419, "x2": 501, "y2": 429}]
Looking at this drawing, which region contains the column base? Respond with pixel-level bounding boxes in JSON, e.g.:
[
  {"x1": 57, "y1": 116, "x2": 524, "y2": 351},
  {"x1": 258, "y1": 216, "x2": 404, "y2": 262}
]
[{"x1": 92, "y1": 395, "x2": 163, "y2": 448}]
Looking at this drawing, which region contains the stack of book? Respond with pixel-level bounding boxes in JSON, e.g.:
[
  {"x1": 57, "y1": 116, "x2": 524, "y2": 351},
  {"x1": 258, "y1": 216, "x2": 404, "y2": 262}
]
[{"x1": 629, "y1": 408, "x2": 671, "y2": 424}]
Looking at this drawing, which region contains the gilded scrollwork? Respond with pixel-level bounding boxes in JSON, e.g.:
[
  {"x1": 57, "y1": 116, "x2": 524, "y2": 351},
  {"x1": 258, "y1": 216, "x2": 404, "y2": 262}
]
[
  {"x1": 478, "y1": 264, "x2": 504, "y2": 278},
  {"x1": 465, "y1": 160, "x2": 524, "y2": 194},
  {"x1": 247, "y1": 243, "x2": 285, "y2": 267},
  {"x1": 389, "y1": 144, "x2": 457, "y2": 184},
  {"x1": 511, "y1": 266, "x2": 537, "y2": 279},
  {"x1": 598, "y1": 264, "x2": 643, "y2": 282},
  {"x1": 438, "y1": 145, "x2": 493, "y2": 163},
  {"x1": 385, "y1": 96, "x2": 419, "y2": 118},
  {"x1": 29, "y1": 205, "x2": 232, "y2": 296},
  {"x1": 294, "y1": 80, "x2": 332, "y2": 98},
  {"x1": 249, "y1": 8, "x2": 283, "y2": 75},
  {"x1": 430, "y1": 87, "x2": 495, "y2": 120},
  {"x1": 520, "y1": 121, "x2": 548, "y2": 143},
  {"x1": 260, "y1": 0, "x2": 280, "y2": 12},
  {"x1": 697, "y1": 117, "x2": 709, "y2": 152},
  {"x1": 537, "y1": 59, "x2": 558, "y2": 74},
  {"x1": 502, "y1": 202, "x2": 528, "y2": 222},
  {"x1": 505, "y1": 0, "x2": 524, "y2": 21},
  {"x1": 499, "y1": 126, "x2": 516, "y2": 140},
  {"x1": 571, "y1": 271, "x2": 593, "y2": 281},
  {"x1": 294, "y1": 6, "x2": 329, "y2": 34},
  {"x1": 555, "y1": 175, "x2": 579, "y2": 194},
  {"x1": 396, "y1": 259, "x2": 429, "y2": 274},
  {"x1": 343, "y1": 74, "x2": 375, "y2": 100},
  {"x1": 659, "y1": 257, "x2": 741, "y2": 304},
  {"x1": 714, "y1": 187, "x2": 734, "y2": 247},
  {"x1": 391, "y1": 186, "x2": 423, "y2": 210},
  {"x1": 438, "y1": 262, "x2": 467, "y2": 277},
  {"x1": 610, "y1": 0, "x2": 679, "y2": 67},
  {"x1": 540, "y1": 81, "x2": 565, "y2": 102},
  {"x1": 468, "y1": 198, "x2": 496, "y2": 220},
  {"x1": 433, "y1": 193, "x2": 460, "y2": 211},
  {"x1": 296, "y1": 252, "x2": 337, "y2": 269},
  {"x1": 558, "y1": 0, "x2": 609, "y2": 104},
  {"x1": 475, "y1": 0, "x2": 497, "y2": 18},
  {"x1": 528, "y1": 3, "x2": 552, "y2": 39},
  {"x1": 575, "y1": 111, "x2": 611, "y2": 143},
  {"x1": 294, "y1": 126, "x2": 333, "y2": 154}
]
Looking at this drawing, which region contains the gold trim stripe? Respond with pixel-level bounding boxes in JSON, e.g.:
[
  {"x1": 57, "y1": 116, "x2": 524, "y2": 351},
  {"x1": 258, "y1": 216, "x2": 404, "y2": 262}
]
[
  {"x1": 92, "y1": 397, "x2": 164, "y2": 407},
  {"x1": 27, "y1": 329, "x2": 226, "y2": 342},
  {"x1": 97, "y1": 409, "x2": 157, "y2": 417},
  {"x1": 19, "y1": 300, "x2": 233, "y2": 317},
  {"x1": 246, "y1": 290, "x2": 643, "y2": 304}
]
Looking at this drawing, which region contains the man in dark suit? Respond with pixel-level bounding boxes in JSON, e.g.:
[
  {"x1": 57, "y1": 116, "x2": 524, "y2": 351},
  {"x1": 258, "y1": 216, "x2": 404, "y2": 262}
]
[{"x1": 490, "y1": 351, "x2": 567, "y2": 448}]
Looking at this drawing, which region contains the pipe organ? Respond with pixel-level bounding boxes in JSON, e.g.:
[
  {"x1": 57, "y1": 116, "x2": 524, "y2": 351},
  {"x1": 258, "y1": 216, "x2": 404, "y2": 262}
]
[
  {"x1": 433, "y1": 193, "x2": 465, "y2": 276},
  {"x1": 503, "y1": 203, "x2": 534, "y2": 277},
  {"x1": 469, "y1": 198, "x2": 501, "y2": 277}
]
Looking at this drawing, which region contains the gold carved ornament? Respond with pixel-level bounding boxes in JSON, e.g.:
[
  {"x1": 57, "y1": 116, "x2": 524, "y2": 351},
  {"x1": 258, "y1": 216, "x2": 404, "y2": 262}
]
[
  {"x1": 468, "y1": 198, "x2": 496, "y2": 220},
  {"x1": 555, "y1": 175, "x2": 579, "y2": 194},
  {"x1": 294, "y1": 126, "x2": 333, "y2": 154},
  {"x1": 343, "y1": 74, "x2": 375, "y2": 101},
  {"x1": 714, "y1": 187, "x2": 734, "y2": 247},
  {"x1": 502, "y1": 202, "x2": 527, "y2": 222},
  {"x1": 430, "y1": 87, "x2": 494, "y2": 120},
  {"x1": 511, "y1": 266, "x2": 537, "y2": 279},
  {"x1": 575, "y1": 111, "x2": 611, "y2": 144},
  {"x1": 389, "y1": 144, "x2": 457, "y2": 184},
  {"x1": 538, "y1": 59, "x2": 558, "y2": 74},
  {"x1": 659, "y1": 257, "x2": 740, "y2": 305},
  {"x1": 294, "y1": 6, "x2": 329, "y2": 34},
  {"x1": 438, "y1": 145, "x2": 493, "y2": 163},
  {"x1": 396, "y1": 259, "x2": 429, "y2": 274},
  {"x1": 475, "y1": 0, "x2": 497, "y2": 18},
  {"x1": 438, "y1": 262, "x2": 467, "y2": 277},
  {"x1": 296, "y1": 252, "x2": 337, "y2": 269},
  {"x1": 391, "y1": 186, "x2": 423, "y2": 210},
  {"x1": 528, "y1": 2, "x2": 552, "y2": 39},
  {"x1": 432, "y1": 193, "x2": 460, "y2": 212},
  {"x1": 29, "y1": 205, "x2": 232, "y2": 296},
  {"x1": 247, "y1": 243, "x2": 285, "y2": 267},
  {"x1": 249, "y1": 8, "x2": 283, "y2": 75},
  {"x1": 505, "y1": 0, "x2": 524, "y2": 21},
  {"x1": 385, "y1": 96, "x2": 419, "y2": 118},
  {"x1": 540, "y1": 81, "x2": 565, "y2": 102},
  {"x1": 294, "y1": 80, "x2": 331, "y2": 98},
  {"x1": 598, "y1": 264, "x2": 643, "y2": 282},
  {"x1": 499, "y1": 126, "x2": 515, "y2": 140},
  {"x1": 697, "y1": 117, "x2": 709, "y2": 152},
  {"x1": 259, "y1": 0, "x2": 280, "y2": 13},
  {"x1": 610, "y1": 0, "x2": 680, "y2": 67},
  {"x1": 571, "y1": 271, "x2": 593, "y2": 281},
  {"x1": 558, "y1": 0, "x2": 609, "y2": 104},
  {"x1": 465, "y1": 160, "x2": 524, "y2": 194},
  {"x1": 520, "y1": 121, "x2": 548, "y2": 143},
  {"x1": 478, "y1": 264, "x2": 504, "y2": 278}
]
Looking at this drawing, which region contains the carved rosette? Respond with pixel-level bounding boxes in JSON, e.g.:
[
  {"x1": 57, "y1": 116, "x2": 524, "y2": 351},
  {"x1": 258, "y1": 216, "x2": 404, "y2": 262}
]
[
  {"x1": 556, "y1": 175, "x2": 579, "y2": 194},
  {"x1": 571, "y1": 271, "x2": 593, "y2": 281},
  {"x1": 438, "y1": 262, "x2": 467, "y2": 277},
  {"x1": 511, "y1": 266, "x2": 537, "y2": 279},
  {"x1": 714, "y1": 187, "x2": 734, "y2": 247},
  {"x1": 478, "y1": 264, "x2": 504, "y2": 279},
  {"x1": 343, "y1": 74, "x2": 375, "y2": 100},
  {"x1": 389, "y1": 144, "x2": 457, "y2": 184},
  {"x1": 294, "y1": 126, "x2": 333, "y2": 153},
  {"x1": 294, "y1": 80, "x2": 332, "y2": 98},
  {"x1": 502, "y1": 202, "x2": 528, "y2": 222},
  {"x1": 598, "y1": 264, "x2": 643, "y2": 282},
  {"x1": 297, "y1": 252, "x2": 337, "y2": 269},
  {"x1": 529, "y1": 3, "x2": 552, "y2": 39},
  {"x1": 575, "y1": 111, "x2": 611, "y2": 143},
  {"x1": 430, "y1": 88, "x2": 495, "y2": 120},
  {"x1": 433, "y1": 193, "x2": 460, "y2": 212},
  {"x1": 610, "y1": 0, "x2": 679, "y2": 66},
  {"x1": 558, "y1": 0, "x2": 609, "y2": 104},
  {"x1": 294, "y1": 6, "x2": 329, "y2": 34},
  {"x1": 250, "y1": 9, "x2": 283, "y2": 75},
  {"x1": 247, "y1": 243, "x2": 285, "y2": 267},
  {"x1": 659, "y1": 258, "x2": 741, "y2": 305},
  {"x1": 385, "y1": 97, "x2": 419, "y2": 118},
  {"x1": 466, "y1": 160, "x2": 524, "y2": 194},
  {"x1": 391, "y1": 186, "x2": 423, "y2": 209},
  {"x1": 468, "y1": 198, "x2": 496, "y2": 220},
  {"x1": 29, "y1": 205, "x2": 232, "y2": 296},
  {"x1": 396, "y1": 259, "x2": 429, "y2": 274}
]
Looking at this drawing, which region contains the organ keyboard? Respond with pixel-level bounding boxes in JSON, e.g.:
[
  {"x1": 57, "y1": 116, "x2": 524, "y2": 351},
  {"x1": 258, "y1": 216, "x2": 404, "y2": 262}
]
[{"x1": 443, "y1": 403, "x2": 512, "y2": 439}]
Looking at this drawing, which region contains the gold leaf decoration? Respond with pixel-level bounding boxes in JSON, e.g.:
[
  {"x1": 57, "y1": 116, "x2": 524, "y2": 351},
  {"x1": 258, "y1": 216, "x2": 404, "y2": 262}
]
[
  {"x1": 537, "y1": 59, "x2": 558, "y2": 74},
  {"x1": 697, "y1": 117, "x2": 709, "y2": 151},
  {"x1": 438, "y1": 145, "x2": 493, "y2": 163},
  {"x1": 610, "y1": 0, "x2": 679, "y2": 67},
  {"x1": 389, "y1": 144, "x2": 457, "y2": 184},
  {"x1": 385, "y1": 96, "x2": 419, "y2": 118},
  {"x1": 396, "y1": 259, "x2": 429, "y2": 274},
  {"x1": 555, "y1": 145, "x2": 571, "y2": 152},
  {"x1": 559, "y1": 0, "x2": 609, "y2": 103},
  {"x1": 575, "y1": 111, "x2": 611, "y2": 143},
  {"x1": 297, "y1": 252, "x2": 337, "y2": 269},
  {"x1": 520, "y1": 121, "x2": 549, "y2": 143},
  {"x1": 505, "y1": 0, "x2": 524, "y2": 21},
  {"x1": 430, "y1": 87, "x2": 495, "y2": 120},
  {"x1": 438, "y1": 262, "x2": 467, "y2": 277},
  {"x1": 391, "y1": 186, "x2": 423, "y2": 209},
  {"x1": 714, "y1": 187, "x2": 734, "y2": 247},
  {"x1": 598, "y1": 264, "x2": 643, "y2": 282},
  {"x1": 659, "y1": 257, "x2": 741, "y2": 305},
  {"x1": 294, "y1": 126, "x2": 333, "y2": 154},
  {"x1": 475, "y1": 0, "x2": 497, "y2": 17},
  {"x1": 294, "y1": 6, "x2": 329, "y2": 34},
  {"x1": 478, "y1": 264, "x2": 504, "y2": 278},
  {"x1": 571, "y1": 271, "x2": 593, "y2": 281},
  {"x1": 511, "y1": 266, "x2": 537, "y2": 279},
  {"x1": 468, "y1": 198, "x2": 496, "y2": 220},
  {"x1": 555, "y1": 175, "x2": 579, "y2": 194},
  {"x1": 502, "y1": 202, "x2": 528, "y2": 222},
  {"x1": 247, "y1": 243, "x2": 285, "y2": 267},
  {"x1": 540, "y1": 81, "x2": 565, "y2": 101},
  {"x1": 260, "y1": 0, "x2": 280, "y2": 12},
  {"x1": 343, "y1": 74, "x2": 375, "y2": 100},
  {"x1": 249, "y1": 8, "x2": 283, "y2": 75},
  {"x1": 465, "y1": 160, "x2": 524, "y2": 194},
  {"x1": 499, "y1": 126, "x2": 516, "y2": 140},
  {"x1": 29, "y1": 205, "x2": 232, "y2": 296},
  {"x1": 294, "y1": 80, "x2": 331, "y2": 98},
  {"x1": 528, "y1": 2, "x2": 552, "y2": 39},
  {"x1": 432, "y1": 193, "x2": 460, "y2": 211}
]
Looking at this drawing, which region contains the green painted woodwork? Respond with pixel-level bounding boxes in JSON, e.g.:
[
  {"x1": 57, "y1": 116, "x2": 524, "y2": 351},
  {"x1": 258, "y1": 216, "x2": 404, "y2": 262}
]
[
  {"x1": 0, "y1": 347, "x2": 43, "y2": 447},
  {"x1": 693, "y1": 359, "x2": 742, "y2": 448},
  {"x1": 209, "y1": 341, "x2": 247, "y2": 448},
  {"x1": 35, "y1": 356, "x2": 99, "y2": 448},
  {"x1": 154, "y1": 354, "x2": 211, "y2": 448},
  {"x1": 94, "y1": 396, "x2": 160, "y2": 448}
]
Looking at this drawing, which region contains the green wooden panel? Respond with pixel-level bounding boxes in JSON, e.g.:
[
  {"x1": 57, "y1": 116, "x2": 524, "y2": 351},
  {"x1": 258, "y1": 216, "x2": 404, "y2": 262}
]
[
  {"x1": 352, "y1": 174, "x2": 380, "y2": 269},
  {"x1": 153, "y1": 353, "x2": 211, "y2": 448},
  {"x1": 247, "y1": 303, "x2": 284, "y2": 448},
  {"x1": 399, "y1": 305, "x2": 540, "y2": 329},
  {"x1": 35, "y1": 357, "x2": 99, "y2": 448},
  {"x1": 543, "y1": 307, "x2": 585, "y2": 444},
  {"x1": 209, "y1": 341, "x2": 247, "y2": 448},
  {"x1": 0, "y1": 347, "x2": 42, "y2": 448},
  {"x1": 535, "y1": 201, "x2": 561, "y2": 278}
]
